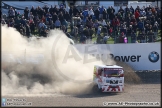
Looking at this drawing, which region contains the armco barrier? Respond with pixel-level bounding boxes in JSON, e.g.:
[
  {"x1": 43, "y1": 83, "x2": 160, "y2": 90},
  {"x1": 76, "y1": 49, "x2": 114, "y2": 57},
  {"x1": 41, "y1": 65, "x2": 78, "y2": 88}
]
[{"x1": 74, "y1": 43, "x2": 161, "y2": 71}]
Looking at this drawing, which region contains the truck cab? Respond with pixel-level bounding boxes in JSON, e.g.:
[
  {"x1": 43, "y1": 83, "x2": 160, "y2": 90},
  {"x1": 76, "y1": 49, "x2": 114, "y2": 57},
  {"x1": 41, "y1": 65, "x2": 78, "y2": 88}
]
[{"x1": 93, "y1": 65, "x2": 124, "y2": 92}]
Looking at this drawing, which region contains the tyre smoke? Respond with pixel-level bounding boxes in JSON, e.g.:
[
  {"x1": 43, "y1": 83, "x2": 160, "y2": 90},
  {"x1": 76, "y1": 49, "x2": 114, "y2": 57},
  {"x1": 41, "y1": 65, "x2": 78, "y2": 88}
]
[{"x1": 1, "y1": 25, "x2": 140, "y2": 96}]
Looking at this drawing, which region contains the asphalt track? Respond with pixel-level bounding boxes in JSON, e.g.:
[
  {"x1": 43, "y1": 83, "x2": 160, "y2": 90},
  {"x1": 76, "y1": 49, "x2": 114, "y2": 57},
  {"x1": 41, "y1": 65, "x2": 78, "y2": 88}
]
[{"x1": 3, "y1": 72, "x2": 161, "y2": 107}]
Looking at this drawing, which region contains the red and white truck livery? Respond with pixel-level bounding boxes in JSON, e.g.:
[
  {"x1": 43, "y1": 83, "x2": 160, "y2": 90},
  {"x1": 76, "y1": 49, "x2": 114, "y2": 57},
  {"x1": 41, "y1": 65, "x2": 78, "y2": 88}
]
[{"x1": 93, "y1": 65, "x2": 124, "y2": 92}]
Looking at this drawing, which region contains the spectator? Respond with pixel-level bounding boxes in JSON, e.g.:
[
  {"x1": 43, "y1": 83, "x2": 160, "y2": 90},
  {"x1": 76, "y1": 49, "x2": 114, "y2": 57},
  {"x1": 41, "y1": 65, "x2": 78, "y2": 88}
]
[
  {"x1": 130, "y1": 6, "x2": 134, "y2": 14},
  {"x1": 107, "y1": 6, "x2": 111, "y2": 19},
  {"x1": 94, "y1": 7, "x2": 100, "y2": 20},
  {"x1": 109, "y1": 10, "x2": 115, "y2": 22},
  {"x1": 135, "y1": 5, "x2": 140, "y2": 12},
  {"x1": 19, "y1": 24, "x2": 25, "y2": 35},
  {"x1": 8, "y1": 7, "x2": 15, "y2": 19},
  {"x1": 135, "y1": 10, "x2": 140, "y2": 22},
  {"x1": 109, "y1": 27, "x2": 113, "y2": 37},
  {"x1": 30, "y1": 6, "x2": 36, "y2": 16},
  {"x1": 52, "y1": 12, "x2": 58, "y2": 24},
  {"x1": 117, "y1": 12, "x2": 123, "y2": 22},
  {"x1": 49, "y1": 5, "x2": 53, "y2": 15},
  {"x1": 153, "y1": 22, "x2": 158, "y2": 39},
  {"x1": 148, "y1": 30, "x2": 155, "y2": 43},
  {"x1": 103, "y1": 34, "x2": 109, "y2": 44},
  {"x1": 55, "y1": 18, "x2": 61, "y2": 29},
  {"x1": 118, "y1": 6, "x2": 124, "y2": 17},
  {"x1": 38, "y1": 20, "x2": 46, "y2": 30},
  {"x1": 43, "y1": 5, "x2": 49, "y2": 13},
  {"x1": 82, "y1": 8, "x2": 89, "y2": 22},
  {"x1": 125, "y1": 14, "x2": 131, "y2": 27},
  {"x1": 102, "y1": 9, "x2": 107, "y2": 20},
  {"x1": 80, "y1": 35, "x2": 87, "y2": 44},
  {"x1": 137, "y1": 19, "x2": 144, "y2": 31},
  {"x1": 126, "y1": 25, "x2": 132, "y2": 37},
  {"x1": 131, "y1": 31, "x2": 136, "y2": 43},
  {"x1": 41, "y1": 15, "x2": 46, "y2": 23},
  {"x1": 97, "y1": 26, "x2": 102, "y2": 36},
  {"x1": 24, "y1": 7, "x2": 29, "y2": 20},
  {"x1": 64, "y1": 11, "x2": 70, "y2": 22},
  {"x1": 62, "y1": 19, "x2": 68, "y2": 32},
  {"x1": 46, "y1": 12, "x2": 52, "y2": 24},
  {"x1": 73, "y1": 25, "x2": 78, "y2": 39},
  {"x1": 89, "y1": 27, "x2": 94, "y2": 40},
  {"x1": 99, "y1": 6, "x2": 104, "y2": 19},
  {"x1": 88, "y1": 7, "x2": 94, "y2": 18},
  {"x1": 1, "y1": 19, "x2": 6, "y2": 25},
  {"x1": 25, "y1": 22, "x2": 31, "y2": 38},
  {"x1": 69, "y1": 6, "x2": 74, "y2": 17},
  {"x1": 137, "y1": 30, "x2": 142, "y2": 43},
  {"x1": 141, "y1": 31, "x2": 146, "y2": 43},
  {"x1": 110, "y1": 6, "x2": 115, "y2": 13},
  {"x1": 58, "y1": 12, "x2": 64, "y2": 24},
  {"x1": 140, "y1": 8, "x2": 146, "y2": 17},
  {"x1": 29, "y1": 12, "x2": 34, "y2": 22},
  {"x1": 145, "y1": 24, "x2": 149, "y2": 34},
  {"x1": 125, "y1": 5, "x2": 130, "y2": 18},
  {"x1": 73, "y1": 6, "x2": 79, "y2": 17},
  {"x1": 83, "y1": 26, "x2": 90, "y2": 39},
  {"x1": 96, "y1": 34, "x2": 103, "y2": 44},
  {"x1": 93, "y1": 20, "x2": 99, "y2": 36},
  {"x1": 61, "y1": 25, "x2": 66, "y2": 33},
  {"x1": 49, "y1": 20, "x2": 55, "y2": 29},
  {"x1": 147, "y1": 9, "x2": 152, "y2": 18},
  {"x1": 29, "y1": 20, "x2": 35, "y2": 34},
  {"x1": 150, "y1": 15, "x2": 156, "y2": 26},
  {"x1": 119, "y1": 32, "x2": 125, "y2": 43},
  {"x1": 100, "y1": 19, "x2": 107, "y2": 26},
  {"x1": 130, "y1": 15, "x2": 137, "y2": 24},
  {"x1": 8, "y1": 18, "x2": 15, "y2": 27}
]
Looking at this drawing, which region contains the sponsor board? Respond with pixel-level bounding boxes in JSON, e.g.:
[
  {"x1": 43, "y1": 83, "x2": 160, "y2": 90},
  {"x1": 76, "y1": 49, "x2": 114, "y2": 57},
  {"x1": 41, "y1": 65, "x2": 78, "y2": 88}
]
[{"x1": 74, "y1": 43, "x2": 160, "y2": 70}]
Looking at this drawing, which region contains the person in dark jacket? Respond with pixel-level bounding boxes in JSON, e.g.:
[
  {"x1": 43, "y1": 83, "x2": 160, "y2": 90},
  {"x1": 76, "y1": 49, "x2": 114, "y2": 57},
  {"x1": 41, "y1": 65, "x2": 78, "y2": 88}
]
[
  {"x1": 137, "y1": 30, "x2": 143, "y2": 43},
  {"x1": 126, "y1": 25, "x2": 132, "y2": 37},
  {"x1": 141, "y1": 31, "x2": 146, "y2": 43},
  {"x1": 52, "y1": 12, "x2": 58, "y2": 23},
  {"x1": 148, "y1": 30, "x2": 155, "y2": 43},
  {"x1": 109, "y1": 11, "x2": 115, "y2": 21},
  {"x1": 29, "y1": 21, "x2": 35, "y2": 35},
  {"x1": 137, "y1": 20, "x2": 144, "y2": 31},
  {"x1": 118, "y1": 6, "x2": 124, "y2": 17},
  {"x1": 94, "y1": 7, "x2": 100, "y2": 20},
  {"x1": 24, "y1": 7, "x2": 29, "y2": 20},
  {"x1": 131, "y1": 31, "x2": 136, "y2": 43},
  {"x1": 49, "y1": 5, "x2": 53, "y2": 15},
  {"x1": 83, "y1": 26, "x2": 90, "y2": 39},
  {"x1": 103, "y1": 9, "x2": 107, "y2": 20},
  {"x1": 43, "y1": 5, "x2": 49, "y2": 13},
  {"x1": 25, "y1": 23, "x2": 31, "y2": 38},
  {"x1": 30, "y1": 6, "x2": 36, "y2": 16},
  {"x1": 64, "y1": 11, "x2": 70, "y2": 22},
  {"x1": 73, "y1": 6, "x2": 79, "y2": 16},
  {"x1": 58, "y1": 12, "x2": 64, "y2": 24},
  {"x1": 89, "y1": 27, "x2": 94, "y2": 40}
]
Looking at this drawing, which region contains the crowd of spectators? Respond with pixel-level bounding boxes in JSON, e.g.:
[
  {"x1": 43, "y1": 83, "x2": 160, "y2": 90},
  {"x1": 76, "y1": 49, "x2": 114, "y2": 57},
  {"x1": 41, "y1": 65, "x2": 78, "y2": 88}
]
[{"x1": 1, "y1": 3, "x2": 161, "y2": 44}]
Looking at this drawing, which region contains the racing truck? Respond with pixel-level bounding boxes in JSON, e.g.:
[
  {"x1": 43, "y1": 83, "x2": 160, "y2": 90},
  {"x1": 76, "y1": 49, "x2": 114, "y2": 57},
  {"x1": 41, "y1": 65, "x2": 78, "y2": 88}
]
[{"x1": 93, "y1": 65, "x2": 124, "y2": 92}]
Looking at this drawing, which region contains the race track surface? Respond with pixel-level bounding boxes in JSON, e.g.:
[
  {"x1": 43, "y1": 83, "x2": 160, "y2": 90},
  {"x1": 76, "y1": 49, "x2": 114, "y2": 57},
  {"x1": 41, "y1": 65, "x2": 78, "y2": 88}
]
[{"x1": 2, "y1": 72, "x2": 161, "y2": 107}]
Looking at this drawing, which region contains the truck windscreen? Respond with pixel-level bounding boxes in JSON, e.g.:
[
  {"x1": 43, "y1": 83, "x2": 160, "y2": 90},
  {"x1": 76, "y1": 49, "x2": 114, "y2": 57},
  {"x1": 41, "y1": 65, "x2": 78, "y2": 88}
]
[{"x1": 104, "y1": 70, "x2": 119, "y2": 76}]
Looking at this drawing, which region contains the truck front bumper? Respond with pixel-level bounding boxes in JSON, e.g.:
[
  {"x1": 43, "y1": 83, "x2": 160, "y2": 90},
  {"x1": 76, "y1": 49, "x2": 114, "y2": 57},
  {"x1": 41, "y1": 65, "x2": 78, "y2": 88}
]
[{"x1": 101, "y1": 85, "x2": 124, "y2": 92}]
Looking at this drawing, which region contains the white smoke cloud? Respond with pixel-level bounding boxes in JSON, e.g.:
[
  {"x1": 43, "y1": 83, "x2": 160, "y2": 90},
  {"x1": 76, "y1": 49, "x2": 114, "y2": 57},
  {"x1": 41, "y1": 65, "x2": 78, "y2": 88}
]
[{"x1": 2, "y1": 25, "x2": 115, "y2": 96}]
